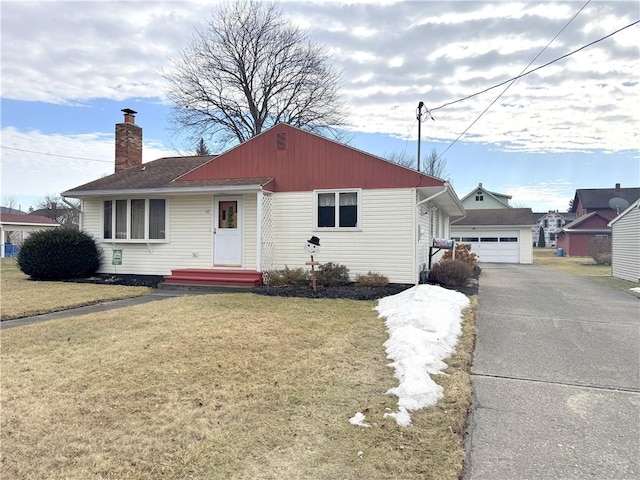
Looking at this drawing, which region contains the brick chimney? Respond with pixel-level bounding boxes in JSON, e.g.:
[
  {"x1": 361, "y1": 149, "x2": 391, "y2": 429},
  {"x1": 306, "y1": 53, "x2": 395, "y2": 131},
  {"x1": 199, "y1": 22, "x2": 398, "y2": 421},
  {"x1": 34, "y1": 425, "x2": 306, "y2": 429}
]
[
  {"x1": 615, "y1": 183, "x2": 621, "y2": 190},
  {"x1": 115, "y1": 108, "x2": 142, "y2": 173}
]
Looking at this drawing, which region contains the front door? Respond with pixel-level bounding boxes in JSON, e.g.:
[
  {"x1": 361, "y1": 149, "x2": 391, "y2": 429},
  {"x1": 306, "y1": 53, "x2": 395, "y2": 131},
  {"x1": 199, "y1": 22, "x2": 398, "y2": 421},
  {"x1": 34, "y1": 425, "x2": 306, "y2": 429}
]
[{"x1": 214, "y1": 197, "x2": 242, "y2": 266}]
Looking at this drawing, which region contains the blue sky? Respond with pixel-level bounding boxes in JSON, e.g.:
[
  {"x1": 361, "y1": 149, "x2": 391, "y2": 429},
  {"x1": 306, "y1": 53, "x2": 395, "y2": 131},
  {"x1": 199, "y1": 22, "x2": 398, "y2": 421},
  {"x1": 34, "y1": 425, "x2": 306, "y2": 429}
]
[{"x1": 1, "y1": 1, "x2": 638, "y2": 213}]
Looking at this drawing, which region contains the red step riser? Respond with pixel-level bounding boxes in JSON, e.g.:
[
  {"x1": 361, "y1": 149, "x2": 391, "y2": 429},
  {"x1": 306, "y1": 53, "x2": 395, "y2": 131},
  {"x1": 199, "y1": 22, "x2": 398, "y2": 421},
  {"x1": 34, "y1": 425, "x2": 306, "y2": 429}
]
[{"x1": 163, "y1": 269, "x2": 263, "y2": 286}]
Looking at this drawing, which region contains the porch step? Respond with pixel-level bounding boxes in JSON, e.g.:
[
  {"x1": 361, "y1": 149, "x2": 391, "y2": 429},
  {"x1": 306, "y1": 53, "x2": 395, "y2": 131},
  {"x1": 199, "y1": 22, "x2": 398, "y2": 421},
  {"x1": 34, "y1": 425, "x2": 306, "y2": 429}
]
[{"x1": 163, "y1": 269, "x2": 263, "y2": 287}]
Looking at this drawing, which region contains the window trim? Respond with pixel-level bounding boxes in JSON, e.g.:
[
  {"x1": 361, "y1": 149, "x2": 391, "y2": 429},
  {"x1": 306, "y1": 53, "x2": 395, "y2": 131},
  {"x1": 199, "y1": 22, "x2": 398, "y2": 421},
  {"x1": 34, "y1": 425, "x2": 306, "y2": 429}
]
[
  {"x1": 313, "y1": 189, "x2": 361, "y2": 231},
  {"x1": 101, "y1": 197, "x2": 169, "y2": 243}
]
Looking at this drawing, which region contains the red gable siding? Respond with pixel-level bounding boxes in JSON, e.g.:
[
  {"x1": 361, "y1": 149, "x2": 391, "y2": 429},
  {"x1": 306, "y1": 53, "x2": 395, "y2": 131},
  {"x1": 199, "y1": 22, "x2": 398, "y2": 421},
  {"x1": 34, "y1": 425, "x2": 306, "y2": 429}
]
[{"x1": 179, "y1": 124, "x2": 443, "y2": 192}]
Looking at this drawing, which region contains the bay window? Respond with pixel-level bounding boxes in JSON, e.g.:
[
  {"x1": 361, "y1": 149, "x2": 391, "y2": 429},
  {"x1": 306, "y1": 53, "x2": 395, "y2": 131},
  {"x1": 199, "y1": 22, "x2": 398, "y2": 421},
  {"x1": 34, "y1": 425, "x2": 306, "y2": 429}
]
[{"x1": 103, "y1": 198, "x2": 167, "y2": 241}]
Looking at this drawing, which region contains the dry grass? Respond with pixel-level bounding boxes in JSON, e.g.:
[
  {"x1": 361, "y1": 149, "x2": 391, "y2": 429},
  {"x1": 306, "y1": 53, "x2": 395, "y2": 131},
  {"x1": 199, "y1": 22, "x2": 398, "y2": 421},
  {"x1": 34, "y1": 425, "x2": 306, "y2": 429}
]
[
  {"x1": 533, "y1": 249, "x2": 640, "y2": 297},
  {"x1": 0, "y1": 259, "x2": 150, "y2": 320},
  {"x1": 1, "y1": 292, "x2": 477, "y2": 479}
]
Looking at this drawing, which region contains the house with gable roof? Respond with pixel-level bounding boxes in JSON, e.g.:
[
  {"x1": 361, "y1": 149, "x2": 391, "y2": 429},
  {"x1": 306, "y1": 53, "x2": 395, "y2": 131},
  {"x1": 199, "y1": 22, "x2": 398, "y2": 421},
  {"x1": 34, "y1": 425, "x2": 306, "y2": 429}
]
[
  {"x1": 460, "y1": 182, "x2": 512, "y2": 210},
  {"x1": 62, "y1": 110, "x2": 464, "y2": 286},
  {"x1": 557, "y1": 184, "x2": 640, "y2": 256},
  {"x1": 608, "y1": 198, "x2": 640, "y2": 283},
  {"x1": 0, "y1": 212, "x2": 59, "y2": 258}
]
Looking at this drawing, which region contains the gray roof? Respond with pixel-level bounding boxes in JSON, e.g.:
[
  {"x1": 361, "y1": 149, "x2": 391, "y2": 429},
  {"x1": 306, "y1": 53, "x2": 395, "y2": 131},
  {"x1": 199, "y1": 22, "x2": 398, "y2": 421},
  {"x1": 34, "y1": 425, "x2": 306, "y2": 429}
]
[
  {"x1": 63, "y1": 156, "x2": 215, "y2": 194},
  {"x1": 452, "y1": 208, "x2": 537, "y2": 226},
  {"x1": 573, "y1": 187, "x2": 640, "y2": 212}
]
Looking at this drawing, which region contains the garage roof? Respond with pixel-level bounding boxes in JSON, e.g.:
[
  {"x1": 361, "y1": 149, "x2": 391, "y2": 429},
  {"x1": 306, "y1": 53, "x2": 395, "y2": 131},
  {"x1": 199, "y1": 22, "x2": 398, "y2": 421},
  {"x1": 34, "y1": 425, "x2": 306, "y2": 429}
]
[{"x1": 452, "y1": 208, "x2": 536, "y2": 226}]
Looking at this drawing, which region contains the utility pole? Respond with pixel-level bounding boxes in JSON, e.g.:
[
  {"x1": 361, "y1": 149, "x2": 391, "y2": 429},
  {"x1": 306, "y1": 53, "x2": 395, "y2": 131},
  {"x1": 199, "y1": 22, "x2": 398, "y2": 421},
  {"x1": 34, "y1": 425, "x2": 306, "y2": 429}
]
[{"x1": 416, "y1": 101, "x2": 434, "y2": 173}]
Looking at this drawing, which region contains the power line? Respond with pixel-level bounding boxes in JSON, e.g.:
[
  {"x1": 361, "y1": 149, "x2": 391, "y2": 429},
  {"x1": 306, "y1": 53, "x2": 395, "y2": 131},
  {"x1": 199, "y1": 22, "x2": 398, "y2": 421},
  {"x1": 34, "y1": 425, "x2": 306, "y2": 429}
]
[
  {"x1": 430, "y1": 18, "x2": 639, "y2": 114},
  {"x1": 0, "y1": 145, "x2": 111, "y2": 163},
  {"x1": 437, "y1": 0, "x2": 597, "y2": 160}
]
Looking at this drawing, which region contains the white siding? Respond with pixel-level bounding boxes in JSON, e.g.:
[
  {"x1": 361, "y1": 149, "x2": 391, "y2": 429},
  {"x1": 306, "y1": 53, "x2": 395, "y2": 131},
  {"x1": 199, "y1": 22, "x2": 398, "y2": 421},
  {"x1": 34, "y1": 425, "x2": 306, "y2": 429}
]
[
  {"x1": 82, "y1": 196, "x2": 260, "y2": 275},
  {"x1": 611, "y1": 206, "x2": 640, "y2": 282},
  {"x1": 271, "y1": 189, "x2": 416, "y2": 283},
  {"x1": 519, "y1": 227, "x2": 533, "y2": 264}
]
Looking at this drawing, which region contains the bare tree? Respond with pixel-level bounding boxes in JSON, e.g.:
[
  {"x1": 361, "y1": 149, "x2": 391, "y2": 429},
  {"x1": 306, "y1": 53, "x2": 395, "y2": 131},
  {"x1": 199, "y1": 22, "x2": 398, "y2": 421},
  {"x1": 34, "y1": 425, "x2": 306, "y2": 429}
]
[
  {"x1": 384, "y1": 148, "x2": 448, "y2": 180},
  {"x1": 164, "y1": 0, "x2": 345, "y2": 148},
  {"x1": 34, "y1": 195, "x2": 80, "y2": 228}
]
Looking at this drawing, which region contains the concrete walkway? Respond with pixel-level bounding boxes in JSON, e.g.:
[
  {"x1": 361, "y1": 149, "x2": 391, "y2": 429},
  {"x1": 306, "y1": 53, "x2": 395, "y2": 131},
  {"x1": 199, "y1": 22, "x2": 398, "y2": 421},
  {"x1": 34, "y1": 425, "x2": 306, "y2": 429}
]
[
  {"x1": 0, "y1": 291, "x2": 192, "y2": 330},
  {"x1": 464, "y1": 264, "x2": 640, "y2": 480}
]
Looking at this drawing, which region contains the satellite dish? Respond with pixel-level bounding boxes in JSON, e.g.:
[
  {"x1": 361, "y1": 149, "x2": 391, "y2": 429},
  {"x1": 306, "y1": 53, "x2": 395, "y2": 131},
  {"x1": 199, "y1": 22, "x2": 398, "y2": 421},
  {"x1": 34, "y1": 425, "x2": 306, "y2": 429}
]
[{"x1": 609, "y1": 197, "x2": 630, "y2": 213}]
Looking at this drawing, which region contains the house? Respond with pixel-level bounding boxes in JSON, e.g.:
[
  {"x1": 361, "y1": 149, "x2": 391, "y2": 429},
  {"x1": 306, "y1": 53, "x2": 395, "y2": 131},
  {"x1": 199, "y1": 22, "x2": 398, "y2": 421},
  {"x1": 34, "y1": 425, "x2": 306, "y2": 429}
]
[
  {"x1": 531, "y1": 211, "x2": 576, "y2": 247},
  {"x1": 29, "y1": 202, "x2": 80, "y2": 230},
  {"x1": 608, "y1": 199, "x2": 640, "y2": 283},
  {"x1": 62, "y1": 110, "x2": 465, "y2": 286},
  {"x1": 557, "y1": 184, "x2": 640, "y2": 256},
  {"x1": 0, "y1": 213, "x2": 59, "y2": 258},
  {"x1": 450, "y1": 208, "x2": 536, "y2": 263},
  {"x1": 460, "y1": 183, "x2": 512, "y2": 210}
]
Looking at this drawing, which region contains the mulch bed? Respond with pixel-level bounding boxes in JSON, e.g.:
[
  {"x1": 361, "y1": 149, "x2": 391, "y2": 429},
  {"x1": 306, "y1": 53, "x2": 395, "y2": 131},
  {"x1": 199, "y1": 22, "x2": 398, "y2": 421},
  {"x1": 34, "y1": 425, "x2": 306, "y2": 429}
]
[{"x1": 64, "y1": 273, "x2": 480, "y2": 299}]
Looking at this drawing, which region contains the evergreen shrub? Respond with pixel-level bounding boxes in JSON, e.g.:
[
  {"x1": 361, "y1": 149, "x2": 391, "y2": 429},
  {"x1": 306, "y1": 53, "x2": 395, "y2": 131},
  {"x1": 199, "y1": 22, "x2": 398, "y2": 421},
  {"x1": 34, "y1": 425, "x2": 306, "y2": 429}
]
[{"x1": 17, "y1": 229, "x2": 101, "y2": 280}]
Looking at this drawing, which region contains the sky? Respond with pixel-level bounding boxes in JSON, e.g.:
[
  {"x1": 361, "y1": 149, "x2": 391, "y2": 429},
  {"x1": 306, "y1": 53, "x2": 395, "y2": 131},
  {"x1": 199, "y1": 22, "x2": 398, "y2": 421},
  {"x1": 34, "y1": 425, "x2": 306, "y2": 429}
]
[{"x1": 1, "y1": 0, "x2": 639, "y2": 213}]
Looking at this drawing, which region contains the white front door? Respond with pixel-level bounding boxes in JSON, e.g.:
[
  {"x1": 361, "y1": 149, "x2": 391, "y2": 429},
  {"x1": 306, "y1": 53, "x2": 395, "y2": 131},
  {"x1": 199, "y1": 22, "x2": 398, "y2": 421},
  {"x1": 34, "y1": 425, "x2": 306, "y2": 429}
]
[{"x1": 214, "y1": 197, "x2": 242, "y2": 266}]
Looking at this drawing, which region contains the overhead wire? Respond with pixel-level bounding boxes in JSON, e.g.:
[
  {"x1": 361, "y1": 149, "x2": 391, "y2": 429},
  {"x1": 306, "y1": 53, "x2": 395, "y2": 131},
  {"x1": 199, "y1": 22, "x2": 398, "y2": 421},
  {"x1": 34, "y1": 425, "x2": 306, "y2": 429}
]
[
  {"x1": 1, "y1": 145, "x2": 112, "y2": 163},
  {"x1": 436, "y1": 0, "x2": 601, "y2": 159}
]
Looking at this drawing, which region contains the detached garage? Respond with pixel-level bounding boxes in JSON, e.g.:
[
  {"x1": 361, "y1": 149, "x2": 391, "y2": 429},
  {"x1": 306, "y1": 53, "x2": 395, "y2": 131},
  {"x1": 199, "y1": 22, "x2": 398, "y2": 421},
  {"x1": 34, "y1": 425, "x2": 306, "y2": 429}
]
[{"x1": 451, "y1": 208, "x2": 536, "y2": 264}]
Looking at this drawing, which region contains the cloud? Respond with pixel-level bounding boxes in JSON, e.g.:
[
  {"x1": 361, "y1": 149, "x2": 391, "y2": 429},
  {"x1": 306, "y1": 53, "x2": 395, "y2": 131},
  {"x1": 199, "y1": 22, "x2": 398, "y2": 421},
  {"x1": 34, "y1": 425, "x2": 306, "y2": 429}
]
[{"x1": 1, "y1": 1, "x2": 638, "y2": 155}]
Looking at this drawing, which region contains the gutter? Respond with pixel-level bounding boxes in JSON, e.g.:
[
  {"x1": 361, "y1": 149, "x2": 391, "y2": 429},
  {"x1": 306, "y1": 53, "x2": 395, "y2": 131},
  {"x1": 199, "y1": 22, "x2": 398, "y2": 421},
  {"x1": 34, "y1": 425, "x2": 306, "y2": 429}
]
[{"x1": 62, "y1": 184, "x2": 267, "y2": 198}]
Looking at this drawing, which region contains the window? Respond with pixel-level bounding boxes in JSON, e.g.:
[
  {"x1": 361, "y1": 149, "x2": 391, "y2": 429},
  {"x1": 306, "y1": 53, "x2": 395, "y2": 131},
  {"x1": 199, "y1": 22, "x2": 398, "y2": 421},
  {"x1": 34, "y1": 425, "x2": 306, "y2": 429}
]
[
  {"x1": 500, "y1": 237, "x2": 518, "y2": 242},
  {"x1": 549, "y1": 233, "x2": 556, "y2": 241},
  {"x1": 461, "y1": 237, "x2": 479, "y2": 242},
  {"x1": 480, "y1": 237, "x2": 499, "y2": 242},
  {"x1": 475, "y1": 195, "x2": 484, "y2": 201},
  {"x1": 316, "y1": 190, "x2": 359, "y2": 229},
  {"x1": 543, "y1": 219, "x2": 548, "y2": 228},
  {"x1": 103, "y1": 199, "x2": 167, "y2": 241},
  {"x1": 556, "y1": 219, "x2": 562, "y2": 227}
]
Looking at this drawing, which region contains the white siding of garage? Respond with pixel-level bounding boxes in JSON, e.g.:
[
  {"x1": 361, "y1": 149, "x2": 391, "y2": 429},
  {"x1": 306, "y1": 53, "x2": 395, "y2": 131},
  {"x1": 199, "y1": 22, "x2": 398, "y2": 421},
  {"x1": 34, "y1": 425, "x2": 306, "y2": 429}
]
[
  {"x1": 610, "y1": 202, "x2": 640, "y2": 283},
  {"x1": 271, "y1": 189, "x2": 416, "y2": 284},
  {"x1": 451, "y1": 226, "x2": 533, "y2": 264}
]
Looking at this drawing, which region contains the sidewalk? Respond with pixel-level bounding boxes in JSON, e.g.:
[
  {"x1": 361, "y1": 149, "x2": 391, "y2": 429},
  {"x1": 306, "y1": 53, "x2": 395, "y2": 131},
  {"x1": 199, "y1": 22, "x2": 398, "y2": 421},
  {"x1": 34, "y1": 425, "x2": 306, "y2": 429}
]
[
  {"x1": 0, "y1": 291, "x2": 191, "y2": 330},
  {"x1": 464, "y1": 264, "x2": 639, "y2": 479}
]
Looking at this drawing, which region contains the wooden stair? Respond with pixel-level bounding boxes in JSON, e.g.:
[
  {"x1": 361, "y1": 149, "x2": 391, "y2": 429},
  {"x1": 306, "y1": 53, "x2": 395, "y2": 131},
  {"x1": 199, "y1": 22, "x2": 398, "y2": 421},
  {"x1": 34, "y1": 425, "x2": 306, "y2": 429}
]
[{"x1": 162, "y1": 269, "x2": 263, "y2": 287}]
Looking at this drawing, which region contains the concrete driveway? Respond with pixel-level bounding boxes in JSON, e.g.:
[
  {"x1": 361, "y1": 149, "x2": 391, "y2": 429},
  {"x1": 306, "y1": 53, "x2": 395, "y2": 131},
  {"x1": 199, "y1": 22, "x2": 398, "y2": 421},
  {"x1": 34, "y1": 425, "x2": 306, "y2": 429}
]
[{"x1": 464, "y1": 264, "x2": 640, "y2": 480}]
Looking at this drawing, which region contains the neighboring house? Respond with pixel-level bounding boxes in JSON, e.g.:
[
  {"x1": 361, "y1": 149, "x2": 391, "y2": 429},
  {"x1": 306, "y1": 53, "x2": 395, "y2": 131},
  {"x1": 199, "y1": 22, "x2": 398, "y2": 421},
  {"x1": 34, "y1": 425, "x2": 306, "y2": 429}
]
[
  {"x1": 558, "y1": 184, "x2": 640, "y2": 256},
  {"x1": 460, "y1": 183, "x2": 512, "y2": 210},
  {"x1": 608, "y1": 199, "x2": 640, "y2": 283},
  {"x1": 0, "y1": 213, "x2": 59, "y2": 258},
  {"x1": 62, "y1": 110, "x2": 465, "y2": 285},
  {"x1": 556, "y1": 212, "x2": 613, "y2": 256},
  {"x1": 29, "y1": 203, "x2": 80, "y2": 230},
  {"x1": 450, "y1": 208, "x2": 536, "y2": 264},
  {"x1": 532, "y1": 211, "x2": 576, "y2": 247}
]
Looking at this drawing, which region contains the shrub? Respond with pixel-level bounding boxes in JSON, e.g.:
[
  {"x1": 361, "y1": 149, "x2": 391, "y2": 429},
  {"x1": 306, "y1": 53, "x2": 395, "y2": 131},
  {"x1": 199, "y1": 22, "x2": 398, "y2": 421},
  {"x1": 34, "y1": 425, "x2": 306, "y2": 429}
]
[
  {"x1": 355, "y1": 271, "x2": 389, "y2": 287},
  {"x1": 442, "y1": 243, "x2": 478, "y2": 265},
  {"x1": 316, "y1": 262, "x2": 350, "y2": 286},
  {"x1": 429, "y1": 259, "x2": 473, "y2": 287},
  {"x1": 17, "y1": 229, "x2": 101, "y2": 280},
  {"x1": 588, "y1": 237, "x2": 612, "y2": 265},
  {"x1": 263, "y1": 266, "x2": 309, "y2": 286}
]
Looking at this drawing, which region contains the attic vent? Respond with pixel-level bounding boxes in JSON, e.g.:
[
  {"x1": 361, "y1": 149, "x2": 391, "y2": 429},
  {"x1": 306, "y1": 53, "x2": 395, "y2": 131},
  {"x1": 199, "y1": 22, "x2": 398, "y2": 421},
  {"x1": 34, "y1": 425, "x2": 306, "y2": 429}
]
[{"x1": 276, "y1": 132, "x2": 287, "y2": 151}]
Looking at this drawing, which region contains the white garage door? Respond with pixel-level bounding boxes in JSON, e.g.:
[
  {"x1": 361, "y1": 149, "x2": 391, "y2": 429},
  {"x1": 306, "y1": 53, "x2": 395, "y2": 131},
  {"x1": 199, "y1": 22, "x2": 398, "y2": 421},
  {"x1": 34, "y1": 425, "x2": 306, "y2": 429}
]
[{"x1": 453, "y1": 231, "x2": 520, "y2": 263}]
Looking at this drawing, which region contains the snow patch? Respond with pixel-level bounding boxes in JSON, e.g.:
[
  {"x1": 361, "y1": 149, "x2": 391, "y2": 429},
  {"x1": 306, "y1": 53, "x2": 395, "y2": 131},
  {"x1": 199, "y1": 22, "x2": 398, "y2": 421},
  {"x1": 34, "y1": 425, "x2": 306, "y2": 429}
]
[
  {"x1": 375, "y1": 285, "x2": 470, "y2": 426},
  {"x1": 349, "y1": 412, "x2": 371, "y2": 428}
]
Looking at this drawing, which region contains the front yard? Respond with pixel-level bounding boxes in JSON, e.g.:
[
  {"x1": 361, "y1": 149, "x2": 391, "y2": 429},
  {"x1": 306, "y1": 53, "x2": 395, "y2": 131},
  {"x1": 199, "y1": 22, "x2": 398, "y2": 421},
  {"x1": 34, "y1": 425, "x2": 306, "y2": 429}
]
[
  {"x1": 533, "y1": 248, "x2": 640, "y2": 298},
  {"x1": 0, "y1": 277, "x2": 477, "y2": 479},
  {"x1": 0, "y1": 259, "x2": 151, "y2": 320}
]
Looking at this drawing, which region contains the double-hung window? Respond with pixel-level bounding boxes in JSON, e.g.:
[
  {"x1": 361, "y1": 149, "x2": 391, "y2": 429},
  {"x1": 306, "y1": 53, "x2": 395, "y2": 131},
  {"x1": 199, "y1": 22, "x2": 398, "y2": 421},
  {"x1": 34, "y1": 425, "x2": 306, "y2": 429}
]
[
  {"x1": 316, "y1": 190, "x2": 360, "y2": 229},
  {"x1": 103, "y1": 198, "x2": 167, "y2": 241}
]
